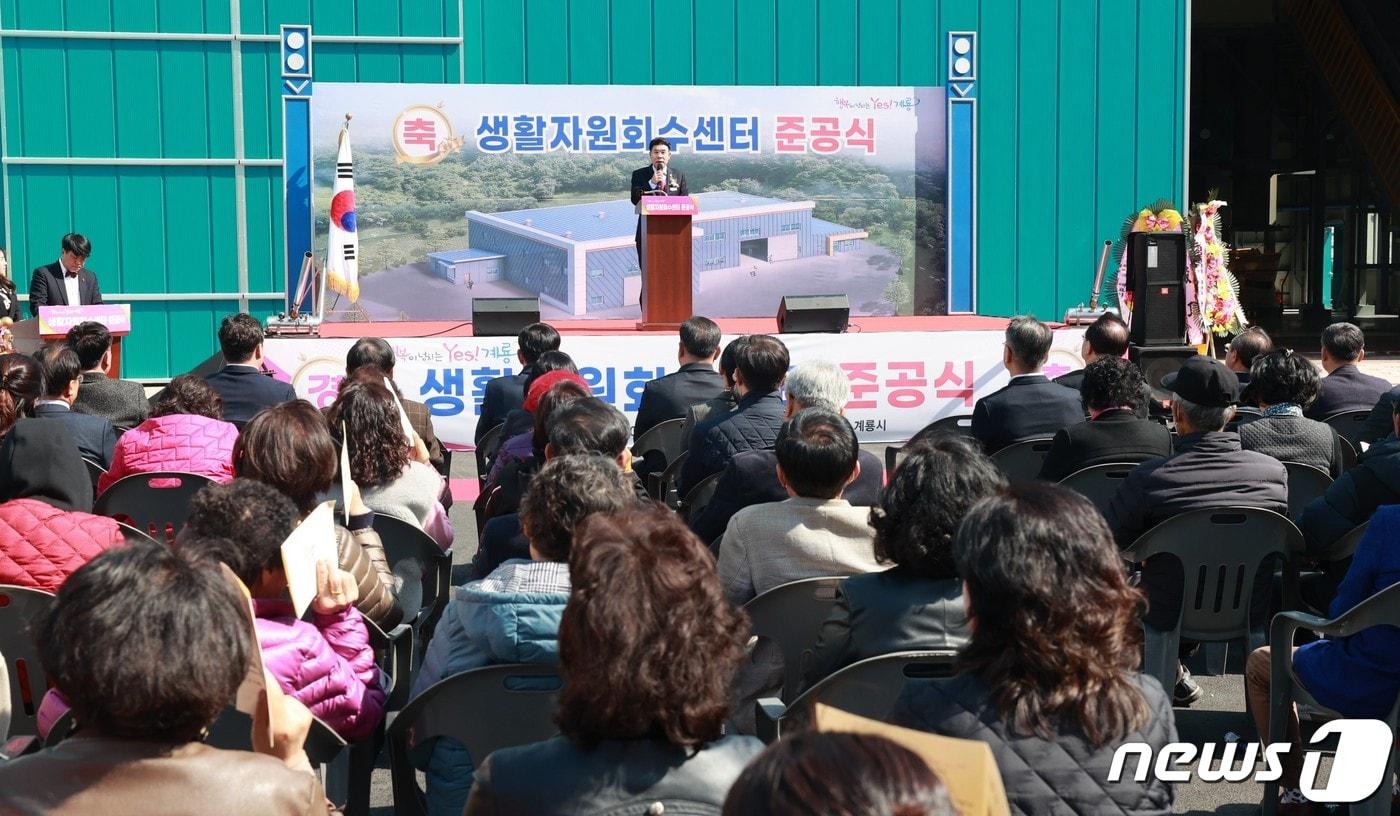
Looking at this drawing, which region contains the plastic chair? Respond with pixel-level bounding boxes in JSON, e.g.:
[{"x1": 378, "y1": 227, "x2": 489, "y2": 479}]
[
  {"x1": 204, "y1": 706, "x2": 356, "y2": 809},
  {"x1": 388, "y1": 663, "x2": 562, "y2": 816},
  {"x1": 1337, "y1": 435, "x2": 1358, "y2": 471},
  {"x1": 474, "y1": 423, "x2": 506, "y2": 488},
  {"x1": 81, "y1": 458, "x2": 105, "y2": 500},
  {"x1": 631, "y1": 418, "x2": 686, "y2": 494},
  {"x1": 0, "y1": 652, "x2": 9, "y2": 741},
  {"x1": 1123, "y1": 507, "x2": 1300, "y2": 694},
  {"x1": 742, "y1": 576, "x2": 849, "y2": 701},
  {"x1": 92, "y1": 471, "x2": 214, "y2": 543},
  {"x1": 921, "y1": 414, "x2": 975, "y2": 436},
  {"x1": 1283, "y1": 521, "x2": 1368, "y2": 616},
  {"x1": 990, "y1": 437, "x2": 1055, "y2": 483},
  {"x1": 1057, "y1": 462, "x2": 1138, "y2": 515},
  {"x1": 1321, "y1": 409, "x2": 1371, "y2": 448},
  {"x1": 655, "y1": 450, "x2": 689, "y2": 509},
  {"x1": 755, "y1": 650, "x2": 958, "y2": 743},
  {"x1": 1226, "y1": 406, "x2": 1264, "y2": 432},
  {"x1": 114, "y1": 521, "x2": 160, "y2": 545},
  {"x1": 0, "y1": 585, "x2": 54, "y2": 738},
  {"x1": 678, "y1": 472, "x2": 721, "y2": 524},
  {"x1": 1262, "y1": 582, "x2": 1400, "y2": 816},
  {"x1": 1282, "y1": 461, "x2": 1333, "y2": 522},
  {"x1": 373, "y1": 513, "x2": 453, "y2": 663}
]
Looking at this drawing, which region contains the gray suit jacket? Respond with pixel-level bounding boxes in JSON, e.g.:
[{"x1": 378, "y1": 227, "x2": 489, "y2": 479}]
[
  {"x1": 717, "y1": 496, "x2": 882, "y2": 605},
  {"x1": 73, "y1": 372, "x2": 150, "y2": 432}
]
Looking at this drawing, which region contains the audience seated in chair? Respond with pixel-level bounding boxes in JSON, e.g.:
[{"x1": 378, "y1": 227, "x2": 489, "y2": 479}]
[
  {"x1": 0, "y1": 420, "x2": 123, "y2": 592},
  {"x1": 462, "y1": 504, "x2": 763, "y2": 814},
  {"x1": 1237, "y1": 349, "x2": 1345, "y2": 477},
  {"x1": 1306, "y1": 322, "x2": 1391, "y2": 420},
  {"x1": 633, "y1": 316, "x2": 726, "y2": 480},
  {"x1": 65, "y1": 320, "x2": 150, "y2": 432},
  {"x1": 233, "y1": 400, "x2": 400, "y2": 629},
  {"x1": 890, "y1": 483, "x2": 1177, "y2": 815},
  {"x1": 177, "y1": 479, "x2": 385, "y2": 742},
  {"x1": 0, "y1": 353, "x2": 42, "y2": 440},
  {"x1": 718, "y1": 407, "x2": 882, "y2": 606},
  {"x1": 488, "y1": 349, "x2": 579, "y2": 460},
  {"x1": 98, "y1": 374, "x2": 238, "y2": 494},
  {"x1": 475, "y1": 322, "x2": 560, "y2": 445},
  {"x1": 1299, "y1": 395, "x2": 1400, "y2": 566},
  {"x1": 1246, "y1": 503, "x2": 1400, "y2": 815},
  {"x1": 472, "y1": 397, "x2": 642, "y2": 578},
  {"x1": 414, "y1": 455, "x2": 633, "y2": 816},
  {"x1": 970, "y1": 315, "x2": 1084, "y2": 454},
  {"x1": 1224, "y1": 325, "x2": 1272, "y2": 405},
  {"x1": 802, "y1": 433, "x2": 1005, "y2": 689},
  {"x1": 324, "y1": 371, "x2": 453, "y2": 549},
  {"x1": 679, "y1": 334, "x2": 746, "y2": 451},
  {"x1": 680, "y1": 334, "x2": 789, "y2": 495},
  {"x1": 346, "y1": 336, "x2": 445, "y2": 474},
  {"x1": 32, "y1": 343, "x2": 116, "y2": 468},
  {"x1": 1037, "y1": 356, "x2": 1172, "y2": 482},
  {"x1": 480, "y1": 370, "x2": 590, "y2": 505},
  {"x1": 1054, "y1": 312, "x2": 1154, "y2": 418},
  {"x1": 691, "y1": 360, "x2": 885, "y2": 546},
  {"x1": 723, "y1": 731, "x2": 955, "y2": 816},
  {"x1": 202, "y1": 313, "x2": 297, "y2": 424},
  {"x1": 0, "y1": 541, "x2": 327, "y2": 815},
  {"x1": 1104, "y1": 355, "x2": 1287, "y2": 705}
]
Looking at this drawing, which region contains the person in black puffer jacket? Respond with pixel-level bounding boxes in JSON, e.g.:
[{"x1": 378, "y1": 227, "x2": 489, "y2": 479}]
[
  {"x1": 678, "y1": 334, "x2": 788, "y2": 496},
  {"x1": 889, "y1": 483, "x2": 1176, "y2": 816},
  {"x1": 1237, "y1": 349, "x2": 1345, "y2": 477},
  {"x1": 1299, "y1": 398, "x2": 1400, "y2": 563}
]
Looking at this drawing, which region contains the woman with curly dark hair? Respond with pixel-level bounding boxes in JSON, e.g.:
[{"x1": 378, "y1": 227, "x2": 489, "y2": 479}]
[
  {"x1": 891, "y1": 483, "x2": 1176, "y2": 815},
  {"x1": 326, "y1": 369, "x2": 452, "y2": 549},
  {"x1": 462, "y1": 503, "x2": 763, "y2": 815},
  {"x1": 1037, "y1": 356, "x2": 1172, "y2": 482},
  {"x1": 800, "y1": 432, "x2": 1005, "y2": 688},
  {"x1": 1239, "y1": 349, "x2": 1345, "y2": 476},
  {"x1": 97, "y1": 374, "x2": 240, "y2": 494},
  {"x1": 234, "y1": 399, "x2": 400, "y2": 628}
]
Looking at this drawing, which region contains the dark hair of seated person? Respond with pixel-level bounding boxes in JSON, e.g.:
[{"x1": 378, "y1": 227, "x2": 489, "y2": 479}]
[
  {"x1": 0, "y1": 353, "x2": 43, "y2": 437},
  {"x1": 517, "y1": 322, "x2": 561, "y2": 365},
  {"x1": 1078, "y1": 356, "x2": 1147, "y2": 413},
  {"x1": 557, "y1": 504, "x2": 745, "y2": 748},
  {"x1": 546, "y1": 397, "x2": 631, "y2": 459},
  {"x1": 717, "y1": 335, "x2": 748, "y2": 389},
  {"x1": 151, "y1": 373, "x2": 225, "y2": 420},
  {"x1": 734, "y1": 334, "x2": 789, "y2": 394},
  {"x1": 531, "y1": 379, "x2": 592, "y2": 454},
  {"x1": 32, "y1": 343, "x2": 81, "y2": 400},
  {"x1": 325, "y1": 371, "x2": 410, "y2": 489},
  {"x1": 345, "y1": 336, "x2": 395, "y2": 376},
  {"x1": 722, "y1": 731, "x2": 954, "y2": 816},
  {"x1": 36, "y1": 541, "x2": 251, "y2": 743},
  {"x1": 955, "y1": 483, "x2": 1148, "y2": 747},
  {"x1": 871, "y1": 432, "x2": 1006, "y2": 580},
  {"x1": 178, "y1": 479, "x2": 301, "y2": 587},
  {"x1": 1248, "y1": 348, "x2": 1320, "y2": 409},
  {"x1": 517, "y1": 454, "x2": 633, "y2": 562},
  {"x1": 775, "y1": 407, "x2": 859, "y2": 499},
  {"x1": 233, "y1": 400, "x2": 337, "y2": 516},
  {"x1": 522, "y1": 350, "x2": 577, "y2": 394}
]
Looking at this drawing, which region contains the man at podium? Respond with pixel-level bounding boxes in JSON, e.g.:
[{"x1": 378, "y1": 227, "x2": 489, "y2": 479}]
[
  {"x1": 630, "y1": 137, "x2": 688, "y2": 264},
  {"x1": 29, "y1": 233, "x2": 103, "y2": 316}
]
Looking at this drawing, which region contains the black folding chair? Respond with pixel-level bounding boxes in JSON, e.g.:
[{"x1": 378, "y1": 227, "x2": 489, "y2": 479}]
[
  {"x1": 631, "y1": 418, "x2": 686, "y2": 498},
  {"x1": 1282, "y1": 461, "x2": 1332, "y2": 522},
  {"x1": 678, "y1": 471, "x2": 721, "y2": 524},
  {"x1": 92, "y1": 471, "x2": 214, "y2": 543},
  {"x1": 743, "y1": 576, "x2": 848, "y2": 701},
  {"x1": 0, "y1": 585, "x2": 55, "y2": 738},
  {"x1": 474, "y1": 423, "x2": 506, "y2": 489},
  {"x1": 372, "y1": 513, "x2": 453, "y2": 666},
  {"x1": 1321, "y1": 409, "x2": 1371, "y2": 449},
  {"x1": 990, "y1": 437, "x2": 1055, "y2": 483},
  {"x1": 1057, "y1": 462, "x2": 1137, "y2": 515}
]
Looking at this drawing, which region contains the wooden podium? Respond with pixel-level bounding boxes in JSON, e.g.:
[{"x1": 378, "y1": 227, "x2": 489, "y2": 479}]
[
  {"x1": 10, "y1": 304, "x2": 133, "y2": 377},
  {"x1": 636, "y1": 195, "x2": 698, "y2": 330}
]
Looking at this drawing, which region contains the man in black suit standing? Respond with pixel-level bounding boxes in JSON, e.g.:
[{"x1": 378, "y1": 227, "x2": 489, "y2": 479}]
[
  {"x1": 971, "y1": 315, "x2": 1085, "y2": 453},
  {"x1": 31, "y1": 343, "x2": 117, "y2": 467},
  {"x1": 474, "y1": 322, "x2": 560, "y2": 444},
  {"x1": 630, "y1": 137, "x2": 688, "y2": 268},
  {"x1": 29, "y1": 233, "x2": 103, "y2": 316},
  {"x1": 202, "y1": 313, "x2": 297, "y2": 424}
]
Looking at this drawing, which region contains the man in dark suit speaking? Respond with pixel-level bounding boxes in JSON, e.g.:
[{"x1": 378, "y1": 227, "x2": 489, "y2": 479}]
[
  {"x1": 630, "y1": 136, "x2": 688, "y2": 267},
  {"x1": 30, "y1": 233, "x2": 103, "y2": 316}
]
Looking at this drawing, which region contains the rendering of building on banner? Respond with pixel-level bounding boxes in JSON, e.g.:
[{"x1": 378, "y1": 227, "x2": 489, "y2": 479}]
[{"x1": 427, "y1": 191, "x2": 867, "y2": 316}]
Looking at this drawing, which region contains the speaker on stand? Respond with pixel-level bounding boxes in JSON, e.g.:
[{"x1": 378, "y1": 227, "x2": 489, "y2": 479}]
[{"x1": 1126, "y1": 231, "x2": 1188, "y2": 347}]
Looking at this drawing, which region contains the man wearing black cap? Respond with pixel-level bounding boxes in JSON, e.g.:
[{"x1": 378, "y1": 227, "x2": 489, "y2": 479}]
[{"x1": 1103, "y1": 354, "x2": 1287, "y2": 705}]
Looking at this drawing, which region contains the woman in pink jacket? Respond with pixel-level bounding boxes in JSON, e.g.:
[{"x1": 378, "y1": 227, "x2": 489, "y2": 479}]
[
  {"x1": 178, "y1": 479, "x2": 386, "y2": 741},
  {"x1": 97, "y1": 375, "x2": 238, "y2": 494}
]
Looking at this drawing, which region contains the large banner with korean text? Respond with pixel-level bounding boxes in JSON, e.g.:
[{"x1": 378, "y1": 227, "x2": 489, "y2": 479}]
[
  {"x1": 264, "y1": 328, "x2": 1085, "y2": 448},
  {"x1": 308, "y1": 82, "x2": 957, "y2": 321}
]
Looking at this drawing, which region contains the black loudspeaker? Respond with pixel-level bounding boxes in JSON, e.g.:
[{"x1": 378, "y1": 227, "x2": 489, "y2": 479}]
[
  {"x1": 472, "y1": 298, "x2": 540, "y2": 336},
  {"x1": 777, "y1": 294, "x2": 850, "y2": 334},
  {"x1": 1130, "y1": 345, "x2": 1198, "y2": 404},
  {"x1": 1126, "y1": 231, "x2": 1188, "y2": 346}
]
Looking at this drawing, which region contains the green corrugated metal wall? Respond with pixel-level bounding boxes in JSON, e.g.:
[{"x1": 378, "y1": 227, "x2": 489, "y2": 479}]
[{"x1": 0, "y1": 0, "x2": 1187, "y2": 379}]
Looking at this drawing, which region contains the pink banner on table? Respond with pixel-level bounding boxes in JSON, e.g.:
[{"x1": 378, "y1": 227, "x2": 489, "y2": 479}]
[
  {"x1": 37, "y1": 304, "x2": 132, "y2": 336},
  {"x1": 637, "y1": 195, "x2": 699, "y2": 216}
]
